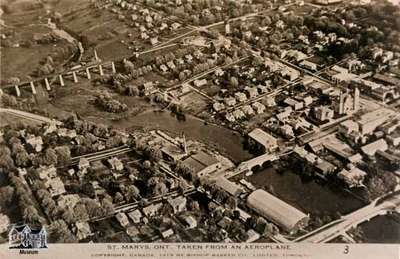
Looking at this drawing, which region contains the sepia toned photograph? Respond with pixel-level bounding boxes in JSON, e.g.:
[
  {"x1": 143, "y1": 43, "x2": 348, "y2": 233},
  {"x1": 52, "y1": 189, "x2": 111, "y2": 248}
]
[{"x1": 0, "y1": 0, "x2": 399, "y2": 258}]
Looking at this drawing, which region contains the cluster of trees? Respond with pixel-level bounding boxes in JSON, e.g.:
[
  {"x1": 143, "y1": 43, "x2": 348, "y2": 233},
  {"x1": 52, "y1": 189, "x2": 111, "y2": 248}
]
[
  {"x1": 150, "y1": 0, "x2": 261, "y2": 26},
  {"x1": 31, "y1": 146, "x2": 71, "y2": 167},
  {"x1": 1, "y1": 93, "x2": 18, "y2": 108},
  {"x1": 94, "y1": 93, "x2": 128, "y2": 113},
  {"x1": 8, "y1": 173, "x2": 47, "y2": 226}
]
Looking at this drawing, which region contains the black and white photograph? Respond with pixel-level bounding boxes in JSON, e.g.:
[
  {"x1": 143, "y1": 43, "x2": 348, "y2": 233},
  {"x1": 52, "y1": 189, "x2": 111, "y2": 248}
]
[{"x1": 0, "y1": 0, "x2": 399, "y2": 258}]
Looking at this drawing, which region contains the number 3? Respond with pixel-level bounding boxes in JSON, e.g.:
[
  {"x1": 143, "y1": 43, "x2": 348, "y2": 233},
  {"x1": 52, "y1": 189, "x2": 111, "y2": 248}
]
[{"x1": 343, "y1": 245, "x2": 349, "y2": 254}]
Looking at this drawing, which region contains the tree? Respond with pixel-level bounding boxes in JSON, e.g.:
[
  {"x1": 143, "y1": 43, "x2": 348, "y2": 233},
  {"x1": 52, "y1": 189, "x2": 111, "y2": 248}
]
[
  {"x1": 0, "y1": 186, "x2": 14, "y2": 208},
  {"x1": 44, "y1": 148, "x2": 58, "y2": 166},
  {"x1": 49, "y1": 219, "x2": 77, "y2": 243},
  {"x1": 114, "y1": 192, "x2": 124, "y2": 203},
  {"x1": 125, "y1": 185, "x2": 140, "y2": 202},
  {"x1": 83, "y1": 198, "x2": 103, "y2": 218},
  {"x1": 73, "y1": 202, "x2": 89, "y2": 221},
  {"x1": 153, "y1": 182, "x2": 168, "y2": 196},
  {"x1": 23, "y1": 205, "x2": 42, "y2": 225},
  {"x1": 61, "y1": 208, "x2": 75, "y2": 225},
  {"x1": 229, "y1": 76, "x2": 239, "y2": 88},
  {"x1": 15, "y1": 150, "x2": 30, "y2": 167},
  {"x1": 149, "y1": 147, "x2": 162, "y2": 162},
  {"x1": 101, "y1": 198, "x2": 115, "y2": 215},
  {"x1": 126, "y1": 85, "x2": 139, "y2": 96},
  {"x1": 55, "y1": 146, "x2": 71, "y2": 166}
]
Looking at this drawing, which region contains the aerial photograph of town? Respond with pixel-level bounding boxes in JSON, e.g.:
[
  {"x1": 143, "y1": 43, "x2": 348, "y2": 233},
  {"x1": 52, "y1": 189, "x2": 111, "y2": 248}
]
[{"x1": 0, "y1": 0, "x2": 400, "y2": 247}]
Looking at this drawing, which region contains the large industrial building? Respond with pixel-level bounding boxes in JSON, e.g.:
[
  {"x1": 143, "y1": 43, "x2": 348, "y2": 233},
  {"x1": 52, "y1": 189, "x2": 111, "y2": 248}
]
[{"x1": 247, "y1": 189, "x2": 310, "y2": 234}]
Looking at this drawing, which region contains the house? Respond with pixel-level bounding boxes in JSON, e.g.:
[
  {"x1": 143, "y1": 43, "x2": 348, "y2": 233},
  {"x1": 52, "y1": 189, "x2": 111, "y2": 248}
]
[
  {"x1": 160, "y1": 64, "x2": 168, "y2": 73},
  {"x1": 213, "y1": 102, "x2": 225, "y2": 112},
  {"x1": 314, "y1": 106, "x2": 334, "y2": 122},
  {"x1": 74, "y1": 222, "x2": 92, "y2": 240},
  {"x1": 284, "y1": 97, "x2": 303, "y2": 111},
  {"x1": 252, "y1": 102, "x2": 266, "y2": 114},
  {"x1": 161, "y1": 228, "x2": 174, "y2": 239},
  {"x1": 224, "y1": 97, "x2": 236, "y2": 106},
  {"x1": 245, "y1": 87, "x2": 258, "y2": 98},
  {"x1": 301, "y1": 96, "x2": 313, "y2": 107},
  {"x1": 37, "y1": 166, "x2": 57, "y2": 181},
  {"x1": 225, "y1": 113, "x2": 235, "y2": 122},
  {"x1": 143, "y1": 203, "x2": 162, "y2": 217},
  {"x1": 48, "y1": 177, "x2": 66, "y2": 197},
  {"x1": 361, "y1": 139, "x2": 388, "y2": 157},
  {"x1": 108, "y1": 157, "x2": 124, "y2": 171},
  {"x1": 218, "y1": 216, "x2": 233, "y2": 229},
  {"x1": 233, "y1": 109, "x2": 245, "y2": 120},
  {"x1": 171, "y1": 22, "x2": 181, "y2": 30},
  {"x1": 25, "y1": 135, "x2": 43, "y2": 152},
  {"x1": 142, "y1": 82, "x2": 156, "y2": 95},
  {"x1": 276, "y1": 108, "x2": 292, "y2": 122},
  {"x1": 234, "y1": 92, "x2": 247, "y2": 102},
  {"x1": 265, "y1": 97, "x2": 276, "y2": 107},
  {"x1": 241, "y1": 105, "x2": 254, "y2": 116},
  {"x1": 116, "y1": 213, "x2": 130, "y2": 228},
  {"x1": 166, "y1": 61, "x2": 176, "y2": 70},
  {"x1": 78, "y1": 158, "x2": 90, "y2": 171},
  {"x1": 337, "y1": 165, "x2": 367, "y2": 188},
  {"x1": 299, "y1": 60, "x2": 318, "y2": 71},
  {"x1": 245, "y1": 229, "x2": 260, "y2": 243},
  {"x1": 194, "y1": 79, "x2": 207, "y2": 87},
  {"x1": 248, "y1": 128, "x2": 278, "y2": 153},
  {"x1": 126, "y1": 226, "x2": 140, "y2": 240},
  {"x1": 183, "y1": 215, "x2": 197, "y2": 229},
  {"x1": 167, "y1": 196, "x2": 187, "y2": 214},
  {"x1": 387, "y1": 132, "x2": 400, "y2": 146},
  {"x1": 57, "y1": 194, "x2": 80, "y2": 208},
  {"x1": 127, "y1": 210, "x2": 142, "y2": 224},
  {"x1": 149, "y1": 37, "x2": 158, "y2": 46},
  {"x1": 339, "y1": 120, "x2": 359, "y2": 135}
]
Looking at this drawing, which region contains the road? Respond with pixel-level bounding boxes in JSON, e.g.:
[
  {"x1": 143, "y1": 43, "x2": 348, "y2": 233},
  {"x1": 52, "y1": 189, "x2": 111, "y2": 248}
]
[
  {"x1": 0, "y1": 108, "x2": 62, "y2": 125},
  {"x1": 69, "y1": 145, "x2": 132, "y2": 166},
  {"x1": 294, "y1": 192, "x2": 400, "y2": 243}
]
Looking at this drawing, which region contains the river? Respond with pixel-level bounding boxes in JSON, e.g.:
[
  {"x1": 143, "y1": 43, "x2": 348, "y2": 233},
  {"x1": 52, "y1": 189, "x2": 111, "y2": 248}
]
[{"x1": 109, "y1": 111, "x2": 253, "y2": 163}]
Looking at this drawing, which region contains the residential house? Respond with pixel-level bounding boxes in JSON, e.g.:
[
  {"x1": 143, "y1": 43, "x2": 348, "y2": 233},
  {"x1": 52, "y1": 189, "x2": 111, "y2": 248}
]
[
  {"x1": 167, "y1": 196, "x2": 187, "y2": 214},
  {"x1": 234, "y1": 92, "x2": 247, "y2": 103},
  {"x1": 183, "y1": 215, "x2": 197, "y2": 229},
  {"x1": 241, "y1": 105, "x2": 254, "y2": 116},
  {"x1": 252, "y1": 102, "x2": 266, "y2": 114},
  {"x1": 108, "y1": 157, "x2": 124, "y2": 171},
  {"x1": 233, "y1": 109, "x2": 245, "y2": 120},
  {"x1": 245, "y1": 86, "x2": 258, "y2": 98},
  {"x1": 74, "y1": 222, "x2": 92, "y2": 240},
  {"x1": 213, "y1": 102, "x2": 225, "y2": 112},
  {"x1": 194, "y1": 79, "x2": 207, "y2": 88},
  {"x1": 143, "y1": 203, "x2": 162, "y2": 217},
  {"x1": 116, "y1": 213, "x2": 130, "y2": 228},
  {"x1": 127, "y1": 210, "x2": 142, "y2": 224},
  {"x1": 224, "y1": 97, "x2": 236, "y2": 106},
  {"x1": 337, "y1": 165, "x2": 367, "y2": 188}
]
